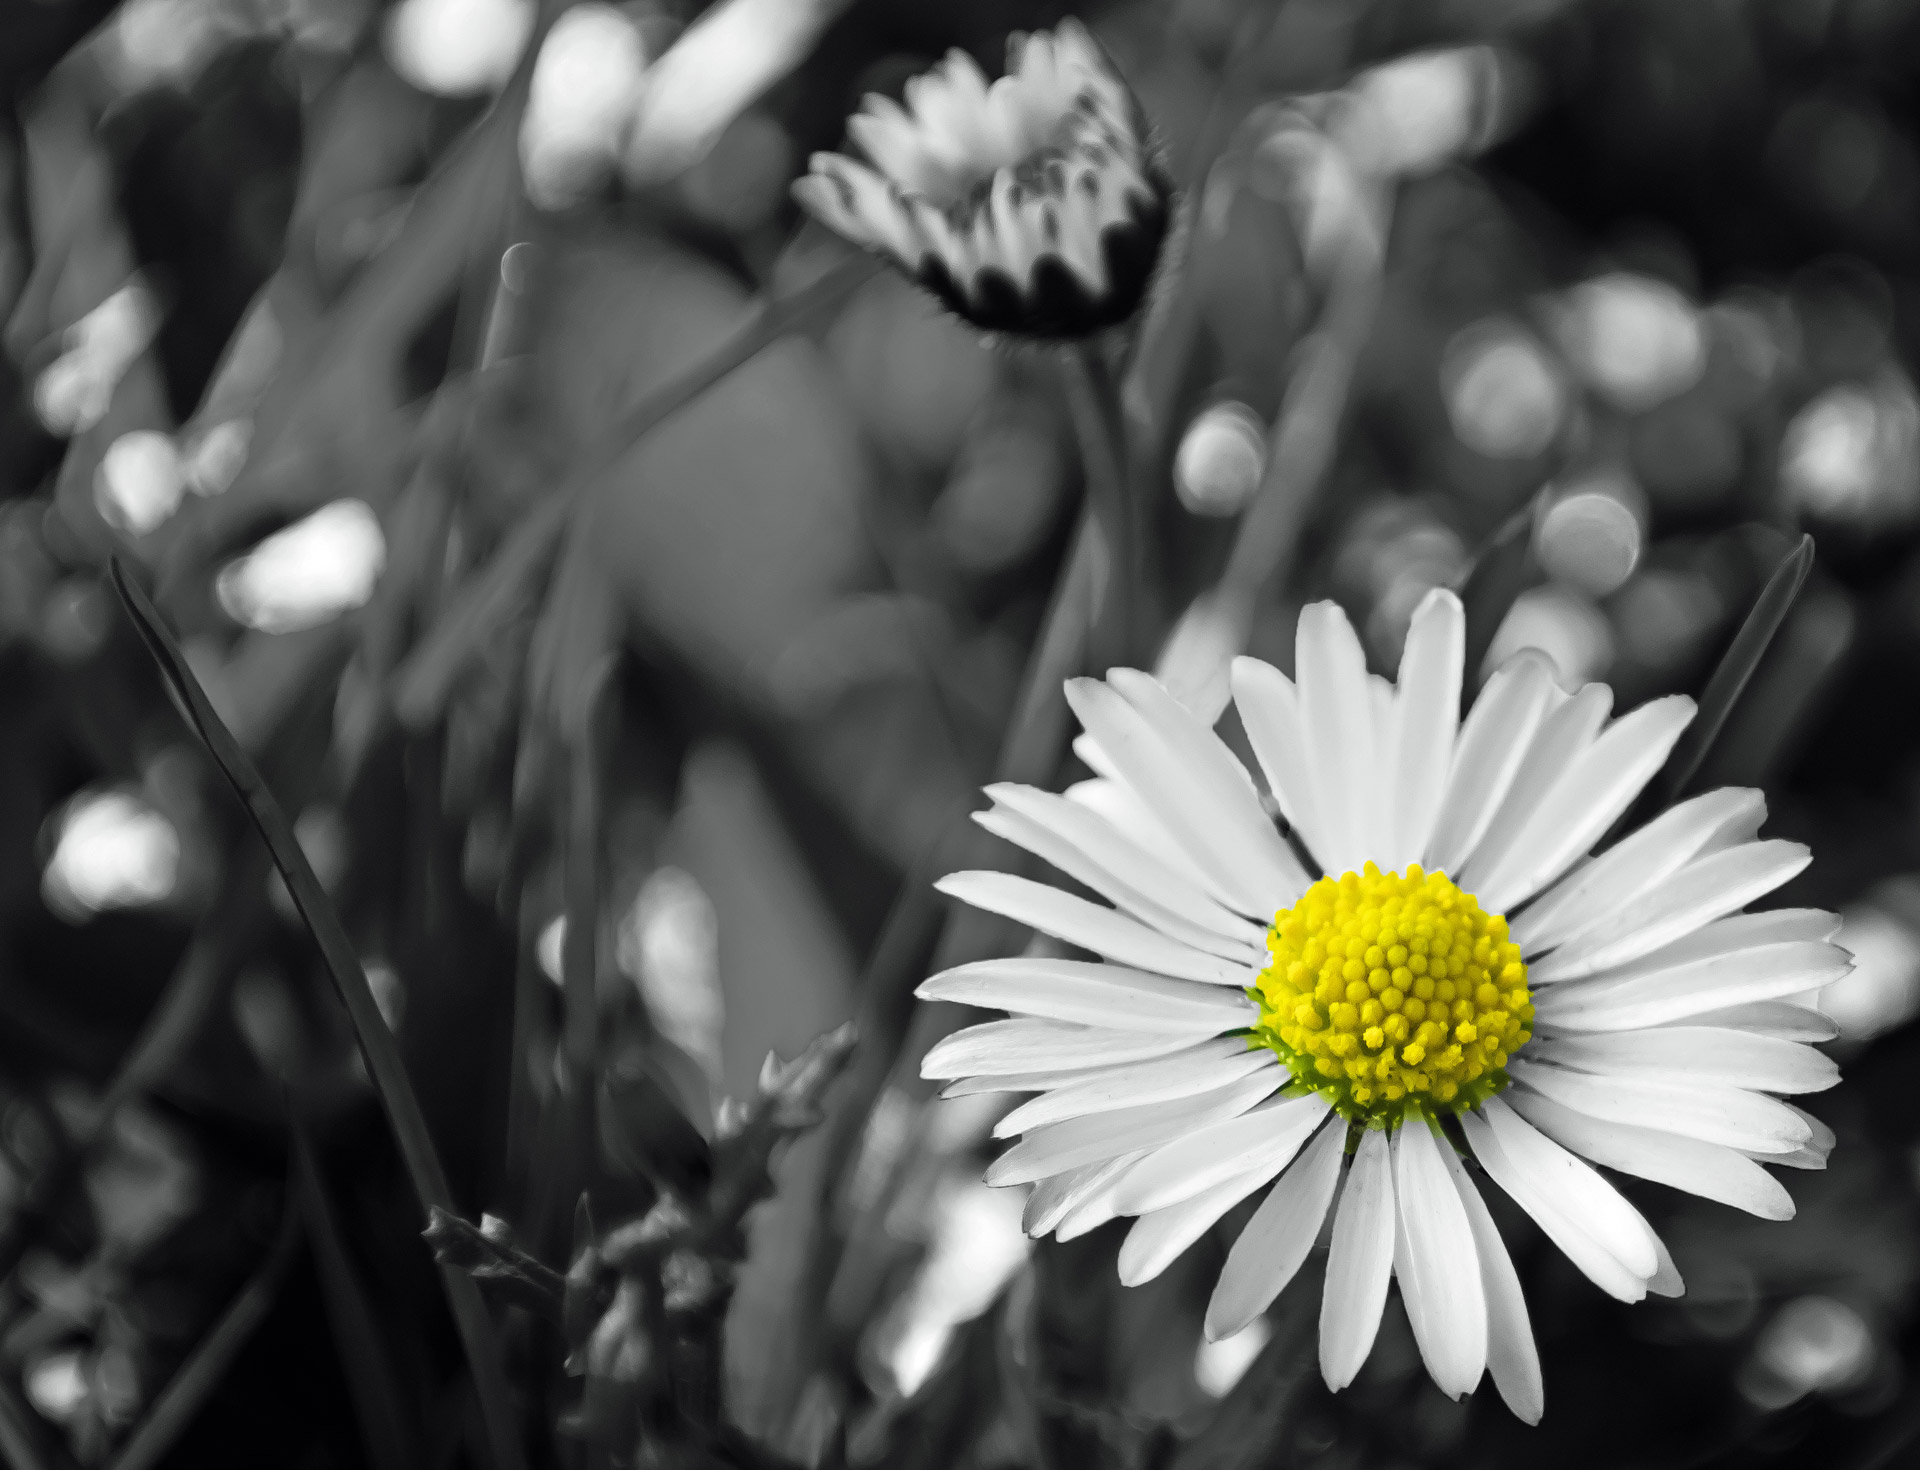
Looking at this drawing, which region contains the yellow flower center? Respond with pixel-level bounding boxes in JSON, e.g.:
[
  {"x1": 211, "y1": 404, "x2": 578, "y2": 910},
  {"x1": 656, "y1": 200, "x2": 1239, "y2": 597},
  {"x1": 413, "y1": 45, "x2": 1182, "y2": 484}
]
[{"x1": 1251, "y1": 863, "x2": 1533, "y2": 1128}]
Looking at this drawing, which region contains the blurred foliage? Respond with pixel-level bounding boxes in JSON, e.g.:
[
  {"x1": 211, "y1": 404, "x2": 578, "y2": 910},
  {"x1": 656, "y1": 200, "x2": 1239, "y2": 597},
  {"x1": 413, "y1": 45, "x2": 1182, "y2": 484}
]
[{"x1": 2, "y1": 0, "x2": 1920, "y2": 1468}]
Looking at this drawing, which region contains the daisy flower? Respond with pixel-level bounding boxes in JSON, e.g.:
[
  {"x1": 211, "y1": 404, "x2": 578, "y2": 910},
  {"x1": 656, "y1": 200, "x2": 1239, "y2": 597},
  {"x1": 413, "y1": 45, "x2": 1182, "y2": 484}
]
[
  {"x1": 792, "y1": 21, "x2": 1171, "y2": 338},
  {"x1": 919, "y1": 589, "x2": 1845, "y2": 1421}
]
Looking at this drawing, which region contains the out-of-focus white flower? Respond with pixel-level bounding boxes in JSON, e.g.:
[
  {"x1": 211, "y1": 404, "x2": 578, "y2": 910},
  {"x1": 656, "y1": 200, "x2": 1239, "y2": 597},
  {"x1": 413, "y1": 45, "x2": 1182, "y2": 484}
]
[
  {"x1": 94, "y1": 430, "x2": 186, "y2": 537},
  {"x1": 1780, "y1": 375, "x2": 1920, "y2": 529},
  {"x1": 1174, "y1": 401, "x2": 1267, "y2": 517},
  {"x1": 25, "y1": 1352, "x2": 89, "y2": 1424},
  {"x1": 1741, "y1": 1296, "x2": 1874, "y2": 1408},
  {"x1": 1338, "y1": 47, "x2": 1511, "y2": 179},
  {"x1": 384, "y1": 0, "x2": 533, "y2": 97},
  {"x1": 1247, "y1": 108, "x2": 1379, "y2": 278},
  {"x1": 1552, "y1": 273, "x2": 1705, "y2": 413},
  {"x1": 617, "y1": 867, "x2": 726, "y2": 1080},
  {"x1": 630, "y1": 0, "x2": 850, "y2": 186},
  {"x1": 795, "y1": 20, "x2": 1170, "y2": 337},
  {"x1": 520, "y1": 4, "x2": 650, "y2": 210},
  {"x1": 43, "y1": 789, "x2": 181, "y2": 921},
  {"x1": 878, "y1": 1174, "x2": 1030, "y2": 1394},
  {"x1": 1441, "y1": 318, "x2": 1567, "y2": 460},
  {"x1": 1334, "y1": 500, "x2": 1468, "y2": 665},
  {"x1": 536, "y1": 914, "x2": 567, "y2": 985},
  {"x1": 215, "y1": 499, "x2": 385, "y2": 634},
  {"x1": 1534, "y1": 470, "x2": 1646, "y2": 598},
  {"x1": 34, "y1": 281, "x2": 163, "y2": 436},
  {"x1": 86, "y1": 1104, "x2": 198, "y2": 1253},
  {"x1": 1482, "y1": 584, "x2": 1614, "y2": 688},
  {"x1": 184, "y1": 419, "x2": 250, "y2": 496},
  {"x1": 1195, "y1": 1318, "x2": 1270, "y2": 1397},
  {"x1": 106, "y1": 0, "x2": 238, "y2": 91},
  {"x1": 1822, "y1": 890, "x2": 1920, "y2": 1042}
]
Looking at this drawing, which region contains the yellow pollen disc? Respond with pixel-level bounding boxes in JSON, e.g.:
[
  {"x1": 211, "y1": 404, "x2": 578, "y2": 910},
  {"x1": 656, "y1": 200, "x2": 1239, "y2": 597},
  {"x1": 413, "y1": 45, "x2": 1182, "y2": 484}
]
[{"x1": 1250, "y1": 862, "x2": 1533, "y2": 1128}]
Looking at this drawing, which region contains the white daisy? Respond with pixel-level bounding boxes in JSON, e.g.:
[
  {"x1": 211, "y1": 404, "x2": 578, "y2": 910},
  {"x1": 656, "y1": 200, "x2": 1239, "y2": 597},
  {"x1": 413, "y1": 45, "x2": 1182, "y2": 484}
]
[
  {"x1": 919, "y1": 589, "x2": 1846, "y2": 1421},
  {"x1": 792, "y1": 20, "x2": 1170, "y2": 338}
]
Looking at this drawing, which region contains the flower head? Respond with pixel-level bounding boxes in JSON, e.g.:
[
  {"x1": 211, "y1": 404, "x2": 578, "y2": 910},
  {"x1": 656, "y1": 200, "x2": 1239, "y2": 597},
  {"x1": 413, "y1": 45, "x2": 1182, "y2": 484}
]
[
  {"x1": 921, "y1": 590, "x2": 1845, "y2": 1421},
  {"x1": 793, "y1": 21, "x2": 1170, "y2": 338}
]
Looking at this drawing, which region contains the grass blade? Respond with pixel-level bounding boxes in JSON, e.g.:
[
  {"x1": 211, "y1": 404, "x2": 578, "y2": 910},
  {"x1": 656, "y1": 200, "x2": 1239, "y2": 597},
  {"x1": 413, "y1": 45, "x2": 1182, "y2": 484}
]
[
  {"x1": 292, "y1": 1123, "x2": 415, "y2": 1470},
  {"x1": 105, "y1": 1208, "x2": 302, "y2": 1470},
  {"x1": 107, "y1": 558, "x2": 528, "y2": 1470},
  {"x1": 1655, "y1": 533, "x2": 1816, "y2": 806},
  {"x1": 1457, "y1": 504, "x2": 1537, "y2": 703}
]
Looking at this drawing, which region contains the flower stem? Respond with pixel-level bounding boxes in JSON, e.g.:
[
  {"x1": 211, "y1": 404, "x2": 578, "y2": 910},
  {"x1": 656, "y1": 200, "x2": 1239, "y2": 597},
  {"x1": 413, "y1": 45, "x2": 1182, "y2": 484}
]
[{"x1": 1061, "y1": 341, "x2": 1140, "y2": 668}]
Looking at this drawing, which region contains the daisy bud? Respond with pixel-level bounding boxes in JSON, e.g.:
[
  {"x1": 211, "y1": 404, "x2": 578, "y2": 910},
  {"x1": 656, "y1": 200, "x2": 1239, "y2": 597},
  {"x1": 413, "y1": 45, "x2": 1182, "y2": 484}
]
[{"x1": 793, "y1": 20, "x2": 1171, "y2": 339}]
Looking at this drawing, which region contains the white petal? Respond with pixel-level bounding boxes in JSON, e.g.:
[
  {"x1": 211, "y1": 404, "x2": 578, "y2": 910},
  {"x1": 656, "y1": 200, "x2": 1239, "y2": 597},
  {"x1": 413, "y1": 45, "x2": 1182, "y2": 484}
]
[
  {"x1": 922, "y1": 1018, "x2": 1218, "y2": 1079},
  {"x1": 1425, "y1": 652, "x2": 1558, "y2": 877},
  {"x1": 1512, "y1": 788, "x2": 1765, "y2": 955},
  {"x1": 917, "y1": 957, "x2": 1256, "y2": 1031},
  {"x1": 1024, "y1": 1153, "x2": 1142, "y2": 1236},
  {"x1": 985, "y1": 1071, "x2": 1280, "y2": 1186},
  {"x1": 1111, "y1": 1094, "x2": 1332, "y2": 1214},
  {"x1": 1436, "y1": 1145, "x2": 1542, "y2": 1424},
  {"x1": 1526, "y1": 843, "x2": 1815, "y2": 982},
  {"x1": 1064, "y1": 677, "x2": 1297, "y2": 918},
  {"x1": 1295, "y1": 602, "x2": 1383, "y2": 876},
  {"x1": 983, "y1": 784, "x2": 1266, "y2": 953},
  {"x1": 1506, "y1": 1057, "x2": 1811, "y2": 1154},
  {"x1": 997, "y1": 1045, "x2": 1278, "y2": 1138},
  {"x1": 1532, "y1": 936, "x2": 1851, "y2": 1031},
  {"x1": 1666, "y1": 1001, "x2": 1840, "y2": 1042},
  {"x1": 1204, "y1": 1118, "x2": 1345, "y2": 1340},
  {"x1": 1462, "y1": 1098, "x2": 1656, "y2": 1298},
  {"x1": 1383, "y1": 589, "x2": 1464, "y2": 872},
  {"x1": 935, "y1": 871, "x2": 1255, "y2": 985},
  {"x1": 942, "y1": 1037, "x2": 1249, "y2": 1099},
  {"x1": 1458, "y1": 683, "x2": 1611, "y2": 892},
  {"x1": 1106, "y1": 669, "x2": 1312, "y2": 909},
  {"x1": 1472, "y1": 696, "x2": 1695, "y2": 915},
  {"x1": 1062, "y1": 777, "x2": 1214, "y2": 892},
  {"x1": 975, "y1": 804, "x2": 1257, "y2": 961},
  {"x1": 1319, "y1": 1126, "x2": 1396, "y2": 1391},
  {"x1": 1506, "y1": 1084, "x2": 1794, "y2": 1220},
  {"x1": 1055, "y1": 1152, "x2": 1149, "y2": 1239},
  {"x1": 1532, "y1": 1027, "x2": 1839, "y2": 1094},
  {"x1": 1231, "y1": 658, "x2": 1322, "y2": 842},
  {"x1": 1118, "y1": 1158, "x2": 1287, "y2": 1287},
  {"x1": 1392, "y1": 1121, "x2": 1487, "y2": 1399}
]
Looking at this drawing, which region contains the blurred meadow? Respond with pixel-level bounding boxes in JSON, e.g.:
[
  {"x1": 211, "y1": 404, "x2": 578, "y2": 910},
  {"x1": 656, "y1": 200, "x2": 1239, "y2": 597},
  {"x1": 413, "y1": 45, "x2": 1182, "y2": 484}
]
[{"x1": 2, "y1": 0, "x2": 1920, "y2": 1467}]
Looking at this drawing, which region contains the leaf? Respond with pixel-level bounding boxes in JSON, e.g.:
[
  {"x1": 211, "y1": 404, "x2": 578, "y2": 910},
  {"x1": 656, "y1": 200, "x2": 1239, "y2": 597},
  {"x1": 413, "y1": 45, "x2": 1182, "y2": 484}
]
[
  {"x1": 104, "y1": 1207, "x2": 301, "y2": 1470},
  {"x1": 107, "y1": 557, "x2": 528, "y2": 1470},
  {"x1": 1457, "y1": 504, "x2": 1537, "y2": 701},
  {"x1": 1655, "y1": 533, "x2": 1816, "y2": 806},
  {"x1": 388, "y1": 249, "x2": 876, "y2": 731},
  {"x1": 294, "y1": 1125, "x2": 416, "y2": 1470}
]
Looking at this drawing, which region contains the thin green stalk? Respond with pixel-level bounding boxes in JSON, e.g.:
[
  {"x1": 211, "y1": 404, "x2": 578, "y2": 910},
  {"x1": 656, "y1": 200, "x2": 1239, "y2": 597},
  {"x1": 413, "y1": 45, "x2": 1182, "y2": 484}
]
[
  {"x1": 104, "y1": 1209, "x2": 302, "y2": 1470},
  {"x1": 561, "y1": 697, "x2": 604, "y2": 1202},
  {"x1": 293, "y1": 1122, "x2": 415, "y2": 1470},
  {"x1": 108, "y1": 559, "x2": 528, "y2": 1470},
  {"x1": 1215, "y1": 248, "x2": 1382, "y2": 645},
  {"x1": 1060, "y1": 343, "x2": 1139, "y2": 667}
]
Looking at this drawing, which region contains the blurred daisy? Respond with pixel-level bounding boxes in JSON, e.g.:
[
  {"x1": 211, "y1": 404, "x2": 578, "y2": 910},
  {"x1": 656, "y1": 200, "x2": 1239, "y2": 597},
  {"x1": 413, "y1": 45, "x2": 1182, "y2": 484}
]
[
  {"x1": 921, "y1": 590, "x2": 1844, "y2": 1421},
  {"x1": 793, "y1": 21, "x2": 1170, "y2": 338}
]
